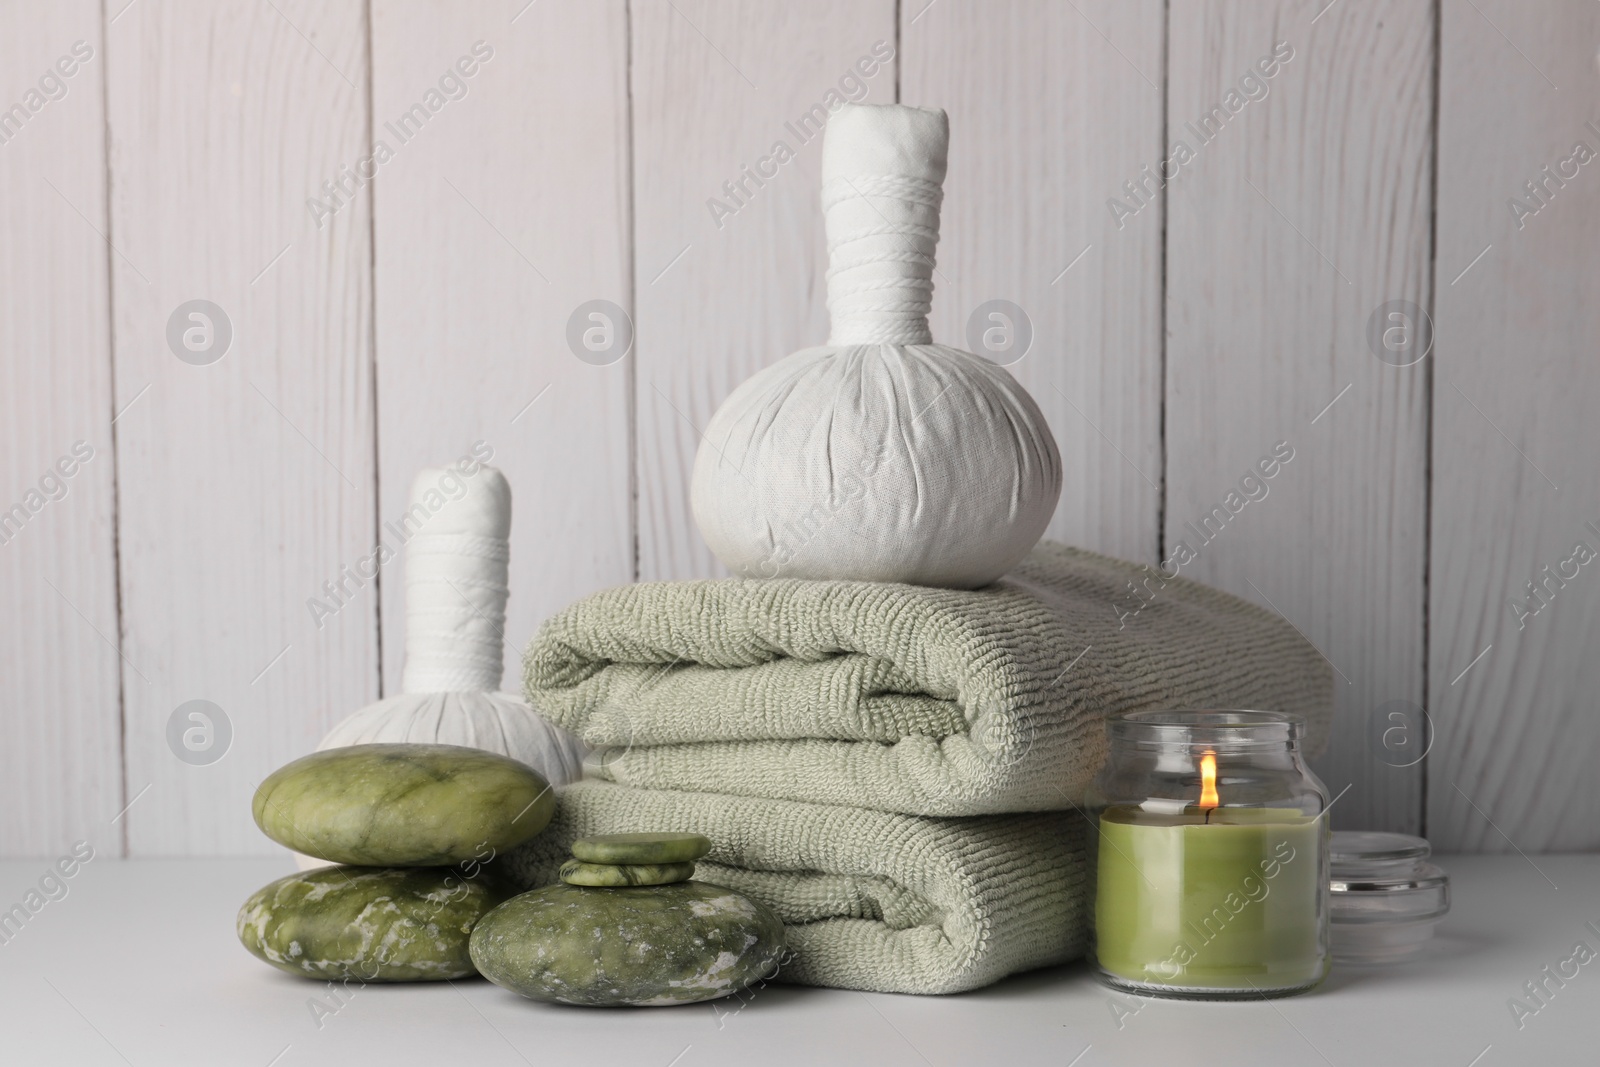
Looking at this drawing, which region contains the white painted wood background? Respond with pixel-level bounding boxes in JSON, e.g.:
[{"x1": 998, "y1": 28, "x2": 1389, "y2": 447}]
[{"x1": 0, "y1": 0, "x2": 1593, "y2": 857}]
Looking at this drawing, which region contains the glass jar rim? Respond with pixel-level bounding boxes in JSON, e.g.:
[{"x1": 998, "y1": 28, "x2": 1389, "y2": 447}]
[{"x1": 1107, "y1": 709, "x2": 1305, "y2": 748}]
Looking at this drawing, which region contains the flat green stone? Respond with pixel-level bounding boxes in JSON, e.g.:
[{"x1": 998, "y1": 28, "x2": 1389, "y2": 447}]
[
  {"x1": 252, "y1": 743, "x2": 553, "y2": 866},
  {"x1": 470, "y1": 881, "x2": 786, "y2": 1006},
  {"x1": 570, "y1": 832, "x2": 712, "y2": 865},
  {"x1": 237, "y1": 866, "x2": 512, "y2": 981},
  {"x1": 559, "y1": 859, "x2": 695, "y2": 887}
]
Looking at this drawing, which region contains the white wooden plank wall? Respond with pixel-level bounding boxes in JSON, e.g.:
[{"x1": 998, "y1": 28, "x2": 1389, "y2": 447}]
[
  {"x1": 1, "y1": 0, "x2": 1596, "y2": 856},
  {"x1": 1164, "y1": 0, "x2": 1435, "y2": 833},
  {"x1": 1431, "y1": 0, "x2": 1600, "y2": 852},
  {"x1": 0, "y1": 2, "x2": 123, "y2": 855},
  {"x1": 369, "y1": 0, "x2": 633, "y2": 695},
  {"x1": 105, "y1": 0, "x2": 378, "y2": 854}
]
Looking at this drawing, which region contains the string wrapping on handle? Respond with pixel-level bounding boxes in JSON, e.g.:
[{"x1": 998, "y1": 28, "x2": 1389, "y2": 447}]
[
  {"x1": 821, "y1": 105, "x2": 950, "y2": 346},
  {"x1": 400, "y1": 465, "x2": 511, "y2": 693}
]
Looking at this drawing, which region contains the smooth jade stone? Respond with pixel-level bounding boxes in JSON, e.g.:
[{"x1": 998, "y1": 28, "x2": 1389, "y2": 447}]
[
  {"x1": 237, "y1": 866, "x2": 513, "y2": 981},
  {"x1": 252, "y1": 743, "x2": 554, "y2": 866},
  {"x1": 1094, "y1": 806, "x2": 1327, "y2": 993},
  {"x1": 570, "y1": 832, "x2": 712, "y2": 865},
  {"x1": 559, "y1": 859, "x2": 695, "y2": 887},
  {"x1": 470, "y1": 881, "x2": 785, "y2": 1006}
]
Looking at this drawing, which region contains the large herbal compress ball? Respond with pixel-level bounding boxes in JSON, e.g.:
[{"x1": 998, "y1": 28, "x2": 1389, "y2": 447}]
[
  {"x1": 690, "y1": 103, "x2": 1061, "y2": 588},
  {"x1": 691, "y1": 342, "x2": 1060, "y2": 587}
]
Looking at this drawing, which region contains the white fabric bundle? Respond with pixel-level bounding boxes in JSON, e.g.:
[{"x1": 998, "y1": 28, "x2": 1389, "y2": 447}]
[
  {"x1": 399, "y1": 466, "x2": 514, "y2": 693},
  {"x1": 691, "y1": 104, "x2": 1061, "y2": 589},
  {"x1": 301, "y1": 465, "x2": 586, "y2": 869}
]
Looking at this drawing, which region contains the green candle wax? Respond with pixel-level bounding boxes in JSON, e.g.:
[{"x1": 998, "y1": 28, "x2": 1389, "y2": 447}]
[{"x1": 1094, "y1": 806, "x2": 1328, "y2": 994}]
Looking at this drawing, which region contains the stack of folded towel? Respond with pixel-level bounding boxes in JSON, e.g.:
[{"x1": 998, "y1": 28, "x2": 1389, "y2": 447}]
[{"x1": 507, "y1": 542, "x2": 1332, "y2": 994}]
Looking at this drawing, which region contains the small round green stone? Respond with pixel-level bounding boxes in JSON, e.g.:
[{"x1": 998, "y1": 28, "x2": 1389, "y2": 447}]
[
  {"x1": 570, "y1": 832, "x2": 712, "y2": 865},
  {"x1": 559, "y1": 859, "x2": 695, "y2": 887}
]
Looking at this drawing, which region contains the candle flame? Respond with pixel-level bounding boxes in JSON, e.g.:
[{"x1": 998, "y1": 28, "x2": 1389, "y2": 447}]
[{"x1": 1198, "y1": 750, "x2": 1219, "y2": 811}]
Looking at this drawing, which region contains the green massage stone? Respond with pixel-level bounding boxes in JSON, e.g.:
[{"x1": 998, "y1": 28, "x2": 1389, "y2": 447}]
[
  {"x1": 570, "y1": 832, "x2": 712, "y2": 865},
  {"x1": 252, "y1": 743, "x2": 554, "y2": 866},
  {"x1": 470, "y1": 881, "x2": 786, "y2": 1006},
  {"x1": 237, "y1": 866, "x2": 513, "y2": 981},
  {"x1": 559, "y1": 859, "x2": 695, "y2": 887}
]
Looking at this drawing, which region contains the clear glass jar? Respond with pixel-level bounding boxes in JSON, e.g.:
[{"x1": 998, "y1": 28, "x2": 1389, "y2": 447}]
[
  {"x1": 1329, "y1": 830, "x2": 1450, "y2": 964},
  {"x1": 1086, "y1": 710, "x2": 1331, "y2": 999}
]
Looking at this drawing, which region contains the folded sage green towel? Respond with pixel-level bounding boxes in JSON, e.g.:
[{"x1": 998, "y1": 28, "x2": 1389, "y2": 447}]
[
  {"x1": 523, "y1": 542, "x2": 1332, "y2": 816},
  {"x1": 506, "y1": 780, "x2": 1089, "y2": 994}
]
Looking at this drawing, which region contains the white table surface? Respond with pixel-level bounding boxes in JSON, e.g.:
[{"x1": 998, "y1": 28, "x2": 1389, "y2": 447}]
[{"x1": 0, "y1": 854, "x2": 1593, "y2": 1066}]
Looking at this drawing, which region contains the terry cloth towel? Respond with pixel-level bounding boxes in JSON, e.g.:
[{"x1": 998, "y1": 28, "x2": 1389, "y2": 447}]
[
  {"x1": 523, "y1": 542, "x2": 1333, "y2": 816},
  {"x1": 505, "y1": 780, "x2": 1089, "y2": 995}
]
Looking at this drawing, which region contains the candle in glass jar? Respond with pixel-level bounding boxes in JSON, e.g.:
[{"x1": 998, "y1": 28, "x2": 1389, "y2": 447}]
[{"x1": 1089, "y1": 716, "x2": 1331, "y2": 999}]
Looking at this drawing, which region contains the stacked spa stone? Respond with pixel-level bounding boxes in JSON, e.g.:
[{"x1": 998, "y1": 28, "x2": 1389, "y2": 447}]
[
  {"x1": 238, "y1": 743, "x2": 552, "y2": 982},
  {"x1": 470, "y1": 833, "x2": 786, "y2": 1006},
  {"x1": 237, "y1": 743, "x2": 785, "y2": 1007},
  {"x1": 557, "y1": 831, "x2": 709, "y2": 886}
]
